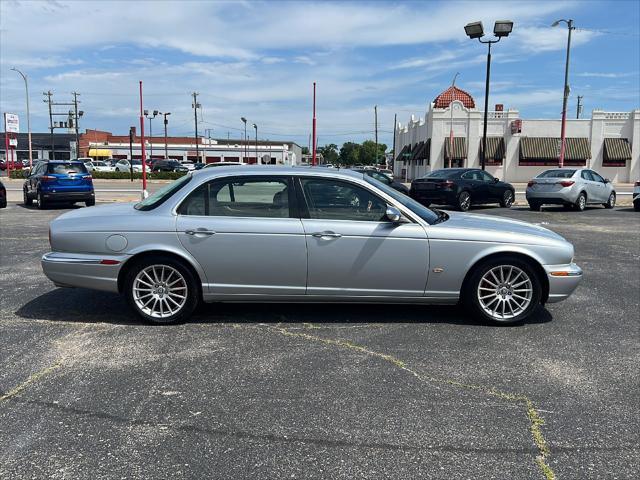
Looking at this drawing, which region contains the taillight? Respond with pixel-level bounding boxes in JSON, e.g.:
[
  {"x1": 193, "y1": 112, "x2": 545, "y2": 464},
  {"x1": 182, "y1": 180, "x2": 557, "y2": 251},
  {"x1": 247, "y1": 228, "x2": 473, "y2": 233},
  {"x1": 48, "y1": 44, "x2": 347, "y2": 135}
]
[
  {"x1": 85, "y1": 175, "x2": 93, "y2": 184},
  {"x1": 41, "y1": 175, "x2": 57, "y2": 182},
  {"x1": 635, "y1": 181, "x2": 640, "y2": 187},
  {"x1": 558, "y1": 181, "x2": 575, "y2": 187},
  {"x1": 527, "y1": 181, "x2": 536, "y2": 187}
]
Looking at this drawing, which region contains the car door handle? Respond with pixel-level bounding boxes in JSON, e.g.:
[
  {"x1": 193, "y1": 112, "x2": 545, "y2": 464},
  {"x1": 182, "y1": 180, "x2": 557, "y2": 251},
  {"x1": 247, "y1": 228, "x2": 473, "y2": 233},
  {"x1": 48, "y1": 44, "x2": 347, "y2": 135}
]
[
  {"x1": 311, "y1": 231, "x2": 342, "y2": 238},
  {"x1": 185, "y1": 229, "x2": 216, "y2": 236}
]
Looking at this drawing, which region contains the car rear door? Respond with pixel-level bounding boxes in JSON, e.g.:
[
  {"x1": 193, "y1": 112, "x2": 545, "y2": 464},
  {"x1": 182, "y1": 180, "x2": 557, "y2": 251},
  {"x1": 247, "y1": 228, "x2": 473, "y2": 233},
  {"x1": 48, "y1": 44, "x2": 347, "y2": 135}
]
[
  {"x1": 175, "y1": 175, "x2": 307, "y2": 296},
  {"x1": 297, "y1": 177, "x2": 429, "y2": 297}
]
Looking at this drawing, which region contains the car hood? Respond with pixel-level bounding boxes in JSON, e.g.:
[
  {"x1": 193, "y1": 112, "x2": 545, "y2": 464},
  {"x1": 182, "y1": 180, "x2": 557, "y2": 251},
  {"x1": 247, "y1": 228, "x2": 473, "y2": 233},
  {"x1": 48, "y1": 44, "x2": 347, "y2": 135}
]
[{"x1": 431, "y1": 211, "x2": 566, "y2": 245}]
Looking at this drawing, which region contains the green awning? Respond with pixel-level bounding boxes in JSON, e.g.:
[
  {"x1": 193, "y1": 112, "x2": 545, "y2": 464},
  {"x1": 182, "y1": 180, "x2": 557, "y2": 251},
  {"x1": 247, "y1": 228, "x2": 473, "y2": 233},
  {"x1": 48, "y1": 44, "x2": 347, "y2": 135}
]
[
  {"x1": 520, "y1": 137, "x2": 591, "y2": 161},
  {"x1": 479, "y1": 137, "x2": 505, "y2": 161},
  {"x1": 603, "y1": 138, "x2": 632, "y2": 161},
  {"x1": 444, "y1": 137, "x2": 467, "y2": 160},
  {"x1": 411, "y1": 141, "x2": 425, "y2": 161},
  {"x1": 395, "y1": 144, "x2": 410, "y2": 162}
]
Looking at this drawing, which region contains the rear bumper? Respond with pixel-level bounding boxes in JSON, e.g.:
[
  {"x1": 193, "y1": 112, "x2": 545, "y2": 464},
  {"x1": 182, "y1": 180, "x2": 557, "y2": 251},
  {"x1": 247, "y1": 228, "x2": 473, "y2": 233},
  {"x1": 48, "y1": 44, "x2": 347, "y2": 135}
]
[
  {"x1": 41, "y1": 190, "x2": 95, "y2": 201},
  {"x1": 410, "y1": 190, "x2": 457, "y2": 205},
  {"x1": 543, "y1": 263, "x2": 583, "y2": 303},
  {"x1": 526, "y1": 189, "x2": 577, "y2": 204},
  {"x1": 41, "y1": 252, "x2": 126, "y2": 293}
]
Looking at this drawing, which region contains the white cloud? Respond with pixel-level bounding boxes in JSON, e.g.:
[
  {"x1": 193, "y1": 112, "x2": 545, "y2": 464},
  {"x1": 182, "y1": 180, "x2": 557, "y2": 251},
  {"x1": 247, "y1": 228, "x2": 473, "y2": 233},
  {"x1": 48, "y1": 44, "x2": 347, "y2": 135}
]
[
  {"x1": 576, "y1": 72, "x2": 637, "y2": 78},
  {"x1": 512, "y1": 26, "x2": 599, "y2": 53}
]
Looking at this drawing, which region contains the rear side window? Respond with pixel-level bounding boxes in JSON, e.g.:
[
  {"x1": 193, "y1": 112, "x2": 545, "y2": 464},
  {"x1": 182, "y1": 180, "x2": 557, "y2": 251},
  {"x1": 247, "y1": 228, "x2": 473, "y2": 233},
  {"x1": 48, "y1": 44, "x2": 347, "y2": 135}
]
[
  {"x1": 178, "y1": 177, "x2": 292, "y2": 218},
  {"x1": 48, "y1": 162, "x2": 88, "y2": 174},
  {"x1": 538, "y1": 169, "x2": 575, "y2": 178}
]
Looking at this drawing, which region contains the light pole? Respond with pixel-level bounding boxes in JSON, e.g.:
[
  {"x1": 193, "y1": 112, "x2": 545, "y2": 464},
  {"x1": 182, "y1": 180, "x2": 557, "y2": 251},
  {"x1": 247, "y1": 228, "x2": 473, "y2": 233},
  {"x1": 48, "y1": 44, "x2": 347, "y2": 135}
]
[
  {"x1": 144, "y1": 110, "x2": 158, "y2": 161},
  {"x1": 10, "y1": 67, "x2": 32, "y2": 168},
  {"x1": 448, "y1": 72, "x2": 460, "y2": 169},
  {"x1": 161, "y1": 112, "x2": 171, "y2": 159},
  {"x1": 252, "y1": 123, "x2": 258, "y2": 163},
  {"x1": 552, "y1": 19, "x2": 575, "y2": 168},
  {"x1": 464, "y1": 20, "x2": 513, "y2": 170},
  {"x1": 240, "y1": 117, "x2": 247, "y2": 163}
]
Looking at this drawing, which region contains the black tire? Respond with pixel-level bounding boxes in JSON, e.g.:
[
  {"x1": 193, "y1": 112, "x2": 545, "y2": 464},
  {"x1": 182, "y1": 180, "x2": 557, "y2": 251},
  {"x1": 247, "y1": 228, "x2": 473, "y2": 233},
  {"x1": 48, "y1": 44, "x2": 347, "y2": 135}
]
[
  {"x1": 500, "y1": 190, "x2": 514, "y2": 208},
  {"x1": 23, "y1": 188, "x2": 33, "y2": 206},
  {"x1": 85, "y1": 198, "x2": 95, "y2": 207},
  {"x1": 124, "y1": 255, "x2": 200, "y2": 324},
  {"x1": 464, "y1": 256, "x2": 542, "y2": 325},
  {"x1": 603, "y1": 191, "x2": 615, "y2": 209},
  {"x1": 457, "y1": 191, "x2": 471, "y2": 212},
  {"x1": 528, "y1": 202, "x2": 541, "y2": 211},
  {"x1": 574, "y1": 192, "x2": 587, "y2": 211},
  {"x1": 37, "y1": 190, "x2": 46, "y2": 210},
  {"x1": 634, "y1": 201, "x2": 640, "y2": 212}
]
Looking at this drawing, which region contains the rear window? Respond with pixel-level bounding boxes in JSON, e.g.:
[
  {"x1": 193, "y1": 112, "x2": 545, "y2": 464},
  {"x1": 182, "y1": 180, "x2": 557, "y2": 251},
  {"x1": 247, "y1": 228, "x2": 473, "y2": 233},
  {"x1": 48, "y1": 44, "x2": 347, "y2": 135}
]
[
  {"x1": 423, "y1": 169, "x2": 460, "y2": 179},
  {"x1": 537, "y1": 169, "x2": 575, "y2": 178},
  {"x1": 47, "y1": 162, "x2": 88, "y2": 174}
]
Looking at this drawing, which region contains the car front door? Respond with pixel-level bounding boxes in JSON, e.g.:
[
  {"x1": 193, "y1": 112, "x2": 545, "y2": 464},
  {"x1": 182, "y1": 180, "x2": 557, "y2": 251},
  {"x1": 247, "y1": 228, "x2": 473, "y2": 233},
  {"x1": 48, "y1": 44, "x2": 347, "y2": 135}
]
[
  {"x1": 588, "y1": 170, "x2": 609, "y2": 202},
  {"x1": 175, "y1": 175, "x2": 307, "y2": 296},
  {"x1": 298, "y1": 177, "x2": 429, "y2": 297},
  {"x1": 580, "y1": 170, "x2": 600, "y2": 203},
  {"x1": 480, "y1": 171, "x2": 503, "y2": 201}
]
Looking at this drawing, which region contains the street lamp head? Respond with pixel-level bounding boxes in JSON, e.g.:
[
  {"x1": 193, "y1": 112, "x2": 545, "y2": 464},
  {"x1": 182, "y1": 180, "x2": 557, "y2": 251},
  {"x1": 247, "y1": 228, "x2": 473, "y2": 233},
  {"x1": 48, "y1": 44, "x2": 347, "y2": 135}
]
[
  {"x1": 493, "y1": 20, "x2": 513, "y2": 37},
  {"x1": 252, "y1": 123, "x2": 257, "y2": 129},
  {"x1": 464, "y1": 21, "x2": 484, "y2": 39},
  {"x1": 79, "y1": 111, "x2": 84, "y2": 117},
  {"x1": 551, "y1": 19, "x2": 570, "y2": 27},
  {"x1": 241, "y1": 117, "x2": 247, "y2": 123},
  {"x1": 153, "y1": 110, "x2": 158, "y2": 116},
  {"x1": 144, "y1": 109, "x2": 149, "y2": 116}
]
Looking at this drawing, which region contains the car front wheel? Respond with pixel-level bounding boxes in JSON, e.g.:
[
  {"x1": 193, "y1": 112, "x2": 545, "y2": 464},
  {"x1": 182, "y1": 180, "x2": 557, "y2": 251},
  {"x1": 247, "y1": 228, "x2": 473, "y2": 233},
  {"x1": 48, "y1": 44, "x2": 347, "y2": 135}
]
[
  {"x1": 124, "y1": 256, "x2": 199, "y2": 324},
  {"x1": 465, "y1": 257, "x2": 542, "y2": 325},
  {"x1": 500, "y1": 190, "x2": 514, "y2": 208},
  {"x1": 23, "y1": 188, "x2": 33, "y2": 206},
  {"x1": 37, "y1": 190, "x2": 46, "y2": 210},
  {"x1": 575, "y1": 192, "x2": 587, "y2": 211},
  {"x1": 457, "y1": 191, "x2": 471, "y2": 211},
  {"x1": 603, "y1": 192, "x2": 615, "y2": 209}
]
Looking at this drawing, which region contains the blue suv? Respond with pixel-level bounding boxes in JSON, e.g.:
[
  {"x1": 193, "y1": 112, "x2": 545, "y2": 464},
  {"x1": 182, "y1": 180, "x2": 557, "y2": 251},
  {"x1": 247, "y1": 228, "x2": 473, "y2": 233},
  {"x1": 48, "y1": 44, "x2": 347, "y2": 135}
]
[{"x1": 23, "y1": 160, "x2": 95, "y2": 209}]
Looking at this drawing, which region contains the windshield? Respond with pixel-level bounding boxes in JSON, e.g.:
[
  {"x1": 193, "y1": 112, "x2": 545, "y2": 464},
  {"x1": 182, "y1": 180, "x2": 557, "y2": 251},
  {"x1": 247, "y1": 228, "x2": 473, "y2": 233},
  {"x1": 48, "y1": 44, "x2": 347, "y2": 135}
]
[
  {"x1": 364, "y1": 175, "x2": 438, "y2": 224},
  {"x1": 48, "y1": 162, "x2": 88, "y2": 174},
  {"x1": 134, "y1": 174, "x2": 192, "y2": 211},
  {"x1": 537, "y1": 169, "x2": 576, "y2": 178}
]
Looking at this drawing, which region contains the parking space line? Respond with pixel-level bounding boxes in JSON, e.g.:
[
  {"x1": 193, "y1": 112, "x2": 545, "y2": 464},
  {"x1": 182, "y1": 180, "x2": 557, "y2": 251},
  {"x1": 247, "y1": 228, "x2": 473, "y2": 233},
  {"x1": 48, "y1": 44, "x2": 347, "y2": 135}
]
[{"x1": 265, "y1": 323, "x2": 556, "y2": 480}]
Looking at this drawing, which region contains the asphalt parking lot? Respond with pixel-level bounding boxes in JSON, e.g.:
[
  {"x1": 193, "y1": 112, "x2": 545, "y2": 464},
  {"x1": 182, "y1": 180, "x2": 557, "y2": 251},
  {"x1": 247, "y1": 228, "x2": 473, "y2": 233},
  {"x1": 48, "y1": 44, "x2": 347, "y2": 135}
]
[{"x1": 0, "y1": 201, "x2": 638, "y2": 479}]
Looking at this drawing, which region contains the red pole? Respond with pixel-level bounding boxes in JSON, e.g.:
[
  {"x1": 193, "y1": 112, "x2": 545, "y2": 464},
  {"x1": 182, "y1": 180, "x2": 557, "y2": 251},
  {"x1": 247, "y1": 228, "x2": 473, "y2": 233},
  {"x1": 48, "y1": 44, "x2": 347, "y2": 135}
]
[
  {"x1": 312, "y1": 82, "x2": 317, "y2": 166},
  {"x1": 4, "y1": 115, "x2": 10, "y2": 178},
  {"x1": 139, "y1": 81, "x2": 147, "y2": 196}
]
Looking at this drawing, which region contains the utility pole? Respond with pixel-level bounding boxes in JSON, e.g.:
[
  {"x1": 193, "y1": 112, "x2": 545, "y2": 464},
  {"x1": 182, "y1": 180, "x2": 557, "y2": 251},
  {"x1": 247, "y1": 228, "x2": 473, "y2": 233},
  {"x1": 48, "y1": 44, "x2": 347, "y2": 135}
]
[
  {"x1": 576, "y1": 95, "x2": 583, "y2": 119},
  {"x1": 553, "y1": 18, "x2": 575, "y2": 168},
  {"x1": 252, "y1": 123, "x2": 258, "y2": 164},
  {"x1": 192, "y1": 92, "x2": 200, "y2": 163},
  {"x1": 162, "y1": 112, "x2": 171, "y2": 160},
  {"x1": 71, "y1": 92, "x2": 80, "y2": 157},
  {"x1": 240, "y1": 117, "x2": 247, "y2": 163},
  {"x1": 129, "y1": 127, "x2": 135, "y2": 182},
  {"x1": 374, "y1": 105, "x2": 378, "y2": 165},
  {"x1": 312, "y1": 82, "x2": 317, "y2": 166},
  {"x1": 43, "y1": 91, "x2": 54, "y2": 160},
  {"x1": 392, "y1": 113, "x2": 397, "y2": 169}
]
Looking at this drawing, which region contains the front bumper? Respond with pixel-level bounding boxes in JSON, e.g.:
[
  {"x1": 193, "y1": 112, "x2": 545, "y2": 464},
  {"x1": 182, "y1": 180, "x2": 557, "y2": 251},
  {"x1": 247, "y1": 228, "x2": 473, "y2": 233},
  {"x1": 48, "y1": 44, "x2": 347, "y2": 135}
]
[
  {"x1": 41, "y1": 252, "x2": 126, "y2": 293},
  {"x1": 543, "y1": 263, "x2": 583, "y2": 303}
]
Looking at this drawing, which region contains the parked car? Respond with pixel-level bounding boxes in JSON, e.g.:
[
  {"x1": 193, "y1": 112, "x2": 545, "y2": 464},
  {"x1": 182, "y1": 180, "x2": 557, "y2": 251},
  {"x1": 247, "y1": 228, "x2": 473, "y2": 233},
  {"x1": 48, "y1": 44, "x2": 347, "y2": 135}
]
[
  {"x1": 410, "y1": 168, "x2": 515, "y2": 211},
  {"x1": 0, "y1": 180, "x2": 6, "y2": 208},
  {"x1": 115, "y1": 159, "x2": 143, "y2": 173},
  {"x1": 85, "y1": 160, "x2": 115, "y2": 172},
  {"x1": 42, "y1": 166, "x2": 582, "y2": 325},
  {"x1": 352, "y1": 168, "x2": 409, "y2": 195},
  {"x1": 0, "y1": 159, "x2": 23, "y2": 171},
  {"x1": 203, "y1": 161, "x2": 245, "y2": 168},
  {"x1": 379, "y1": 168, "x2": 394, "y2": 181},
  {"x1": 152, "y1": 159, "x2": 189, "y2": 173},
  {"x1": 23, "y1": 160, "x2": 94, "y2": 209},
  {"x1": 633, "y1": 181, "x2": 640, "y2": 211},
  {"x1": 193, "y1": 163, "x2": 206, "y2": 170},
  {"x1": 526, "y1": 168, "x2": 616, "y2": 211}
]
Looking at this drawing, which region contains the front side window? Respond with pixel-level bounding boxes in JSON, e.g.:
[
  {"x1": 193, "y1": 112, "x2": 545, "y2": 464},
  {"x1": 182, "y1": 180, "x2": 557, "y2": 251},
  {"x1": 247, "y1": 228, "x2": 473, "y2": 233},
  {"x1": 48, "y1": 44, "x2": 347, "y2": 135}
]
[
  {"x1": 301, "y1": 178, "x2": 387, "y2": 222},
  {"x1": 581, "y1": 170, "x2": 594, "y2": 181},
  {"x1": 480, "y1": 171, "x2": 495, "y2": 182},
  {"x1": 590, "y1": 170, "x2": 605, "y2": 183},
  {"x1": 178, "y1": 177, "x2": 291, "y2": 218}
]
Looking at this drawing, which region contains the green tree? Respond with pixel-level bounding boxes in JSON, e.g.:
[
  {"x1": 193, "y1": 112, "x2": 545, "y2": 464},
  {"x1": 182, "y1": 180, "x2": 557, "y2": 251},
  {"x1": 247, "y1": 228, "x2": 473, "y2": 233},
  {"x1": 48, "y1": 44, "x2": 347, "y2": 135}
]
[
  {"x1": 301, "y1": 146, "x2": 310, "y2": 155},
  {"x1": 317, "y1": 143, "x2": 338, "y2": 164},
  {"x1": 338, "y1": 142, "x2": 361, "y2": 166},
  {"x1": 360, "y1": 140, "x2": 387, "y2": 165}
]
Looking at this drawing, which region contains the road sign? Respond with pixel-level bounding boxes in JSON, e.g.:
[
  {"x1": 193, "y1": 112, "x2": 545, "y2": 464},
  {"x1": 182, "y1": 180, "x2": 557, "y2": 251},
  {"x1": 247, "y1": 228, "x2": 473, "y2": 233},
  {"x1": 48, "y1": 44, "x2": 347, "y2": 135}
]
[
  {"x1": 9, "y1": 138, "x2": 18, "y2": 147},
  {"x1": 4, "y1": 113, "x2": 19, "y2": 133}
]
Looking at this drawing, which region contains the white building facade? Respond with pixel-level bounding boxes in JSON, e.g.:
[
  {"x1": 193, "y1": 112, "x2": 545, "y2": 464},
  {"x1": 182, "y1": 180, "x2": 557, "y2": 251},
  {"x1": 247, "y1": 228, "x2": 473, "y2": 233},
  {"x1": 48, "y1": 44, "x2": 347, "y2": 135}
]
[{"x1": 394, "y1": 86, "x2": 639, "y2": 183}]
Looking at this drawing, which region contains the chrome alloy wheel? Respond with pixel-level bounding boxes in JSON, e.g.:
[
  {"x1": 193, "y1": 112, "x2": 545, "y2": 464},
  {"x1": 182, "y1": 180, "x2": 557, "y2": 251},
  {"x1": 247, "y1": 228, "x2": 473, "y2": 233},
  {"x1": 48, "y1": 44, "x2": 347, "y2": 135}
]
[
  {"x1": 458, "y1": 191, "x2": 471, "y2": 211},
  {"x1": 133, "y1": 265, "x2": 188, "y2": 319},
  {"x1": 477, "y1": 265, "x2": 533, "y2": 320}
]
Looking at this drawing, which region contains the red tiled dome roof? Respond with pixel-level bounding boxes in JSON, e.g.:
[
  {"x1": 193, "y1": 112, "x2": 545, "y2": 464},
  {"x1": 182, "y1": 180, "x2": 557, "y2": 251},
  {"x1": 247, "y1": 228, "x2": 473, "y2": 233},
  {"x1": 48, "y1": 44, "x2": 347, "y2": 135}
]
[{"x1": 434, "y1": 86, "x2": 475, "y2": 109}]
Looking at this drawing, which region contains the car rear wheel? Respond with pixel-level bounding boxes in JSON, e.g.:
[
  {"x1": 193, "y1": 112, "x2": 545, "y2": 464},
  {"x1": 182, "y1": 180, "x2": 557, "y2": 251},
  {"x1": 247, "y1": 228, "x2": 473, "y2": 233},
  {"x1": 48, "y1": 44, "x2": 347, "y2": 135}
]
[
  {"x1": 500, "y1": 190, "x2": 514, "y2": 208},
  {"x1": 528, "y1": 202, "x2": 541, "y2": 211},
  {"x1": 457, "y1": 191, "x2": 471, "y2": 211},
  {"x1": 37, "y1": 191, "x2": 46, "y2": 210},
  {"x1": 574, "y1": 192, "x2": 587, "y2": 211},
  {"x1": 85, "y1": 198, "x2": 95, "y2": 207},
  {"x1": 124, "y1": 256, "x2": 199, "y2": 324},
  {"x1": 634, "y1": 200, "x2": 640, "y2": 212},
  {"x1": 465, "y1": 257, "x2": 542, "y2": 325},
  {"x1": 603, "y1": 192, "x2": 615, "y2": 209},
  {"x1": 23, "y1": 188, "x2": 33, "y2": 206}
]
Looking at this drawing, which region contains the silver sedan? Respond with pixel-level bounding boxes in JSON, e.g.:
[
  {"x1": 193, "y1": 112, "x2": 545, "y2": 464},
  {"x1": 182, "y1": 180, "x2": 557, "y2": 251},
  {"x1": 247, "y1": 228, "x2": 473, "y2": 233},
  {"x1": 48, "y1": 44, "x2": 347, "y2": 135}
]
[
  {"x1": 526, "y1": 168, "x2": 616, "y2": 211},
  {"x1": 42, "y1": 167, "x2": 582, "y2": 325}
]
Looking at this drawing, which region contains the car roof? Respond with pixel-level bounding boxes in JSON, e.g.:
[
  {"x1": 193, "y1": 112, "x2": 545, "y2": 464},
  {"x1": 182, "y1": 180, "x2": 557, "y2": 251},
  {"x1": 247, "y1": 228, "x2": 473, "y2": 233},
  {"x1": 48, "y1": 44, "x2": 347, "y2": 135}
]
[{"x1": 191, "y1": 165, "x2": 363, "y2": 181}]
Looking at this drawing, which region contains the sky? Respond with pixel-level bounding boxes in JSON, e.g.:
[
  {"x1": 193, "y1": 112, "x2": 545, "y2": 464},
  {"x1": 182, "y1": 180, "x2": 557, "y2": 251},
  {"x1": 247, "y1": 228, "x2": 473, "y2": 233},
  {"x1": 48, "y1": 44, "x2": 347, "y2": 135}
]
[{"x1": 1, "y1": 0, "x2": 639, "y2": 150}]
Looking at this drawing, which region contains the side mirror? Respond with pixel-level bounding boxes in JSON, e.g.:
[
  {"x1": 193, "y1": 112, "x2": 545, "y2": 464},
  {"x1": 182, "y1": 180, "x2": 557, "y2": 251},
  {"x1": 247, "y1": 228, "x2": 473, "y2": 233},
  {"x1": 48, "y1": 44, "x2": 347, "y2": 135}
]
[
  {"x1": 385, "y1": 205, "x2": 401, "y2": 223},
  {"x1": 604, "y1": 178, "x2": 611, "y2": 183},
  {"x1": 493, "y1": 177, "x2": 499, "y2": 182}
]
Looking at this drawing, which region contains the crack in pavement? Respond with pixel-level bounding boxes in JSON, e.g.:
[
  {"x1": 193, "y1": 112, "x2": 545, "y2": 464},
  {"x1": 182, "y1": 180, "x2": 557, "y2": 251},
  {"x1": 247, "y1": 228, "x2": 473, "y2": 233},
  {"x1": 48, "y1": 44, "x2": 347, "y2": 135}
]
[{"x1": 263, "y1": 323, "x2": 556, "y2": 480}]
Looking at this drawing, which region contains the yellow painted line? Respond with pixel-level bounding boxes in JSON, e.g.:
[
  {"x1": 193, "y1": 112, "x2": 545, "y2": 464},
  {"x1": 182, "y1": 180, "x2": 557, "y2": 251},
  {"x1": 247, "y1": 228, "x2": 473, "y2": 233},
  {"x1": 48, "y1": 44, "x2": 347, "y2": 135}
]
[
  {"x1": 0, "y1": 361, "x2": 63, "y2": 403},
  {"x1": 265, "y1": 324, "x2": 556, "y2": 480}
]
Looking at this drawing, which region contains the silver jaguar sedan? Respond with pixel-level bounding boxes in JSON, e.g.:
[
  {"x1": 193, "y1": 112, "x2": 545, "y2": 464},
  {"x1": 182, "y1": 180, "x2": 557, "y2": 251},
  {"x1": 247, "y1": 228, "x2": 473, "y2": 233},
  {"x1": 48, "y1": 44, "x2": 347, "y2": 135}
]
[{"x1": 42, "y1": 167, "x2": 582, "y2": 325}]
